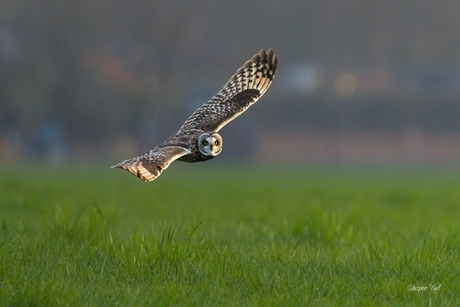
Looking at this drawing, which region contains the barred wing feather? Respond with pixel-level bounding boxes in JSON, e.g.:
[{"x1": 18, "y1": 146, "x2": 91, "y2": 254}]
[
  {"x1": 177, "y1": 49, "x2": 277, "y2": 134},
  {"x1": 111, "y1": 146, "x2": 191, "y2": 182}
]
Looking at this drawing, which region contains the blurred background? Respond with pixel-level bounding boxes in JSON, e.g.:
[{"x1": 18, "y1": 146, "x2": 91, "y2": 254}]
[{"x1": 2, "y1": 0, "x2": 460, "y2": 166}]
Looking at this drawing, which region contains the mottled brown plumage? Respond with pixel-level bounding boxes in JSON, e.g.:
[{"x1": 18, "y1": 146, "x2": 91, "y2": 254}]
[{"x1": 112, "y1": 49, "x2": 277, "y2": 182}]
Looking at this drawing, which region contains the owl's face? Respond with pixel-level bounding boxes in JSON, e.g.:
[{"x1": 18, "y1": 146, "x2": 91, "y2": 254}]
[{"x1": 198, "y1": 132, "x2": 223, "y2": 156}]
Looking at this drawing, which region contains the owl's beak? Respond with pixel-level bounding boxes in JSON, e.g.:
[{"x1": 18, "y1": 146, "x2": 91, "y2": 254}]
[{"x1": 209, "y1": 145, "x2": 213, "y2": 151}]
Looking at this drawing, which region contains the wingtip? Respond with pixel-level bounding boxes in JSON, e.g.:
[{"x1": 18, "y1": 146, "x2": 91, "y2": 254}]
[
  {"x1": 267, "y1": 50, "x2": 273, "y2": 67},
  {"x1": 250, "y1": 53, "x2": 260, "y2": 64},
  {"x1": 258, "y1": 49, "x2": 267, "y2": 63},
  {"x1": 248, "y1": 49, "x2": 276, "y2": 70},
  {"x1": 111, "y1": 162, "x2": 126, "y2": 169},
  {"x1": 266, "y1": 48, "x2": 277, "y2": 71},
  {"x1": 266, "y1": 48, "x2": 273, "y2": 59}
]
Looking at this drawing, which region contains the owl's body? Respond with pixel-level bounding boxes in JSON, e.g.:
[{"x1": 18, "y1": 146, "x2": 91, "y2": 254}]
[
  {"x1": 112, "y1": 49, "x2": 277, "y2": 182},
  {"x1": 159, "y1": 129, "x2": 217, "y2": 163},
  {"x1": 175, "y1": 131, "x2": 216, "y2": 163}
]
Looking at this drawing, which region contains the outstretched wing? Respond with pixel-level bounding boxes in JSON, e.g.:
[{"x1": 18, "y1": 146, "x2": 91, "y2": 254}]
[
  {"x1": 177, "y1": 49, "x2": 277, "y2": 134},
  {"x1": 111, "y1": 146, "x2": 191, "y2": 182}
]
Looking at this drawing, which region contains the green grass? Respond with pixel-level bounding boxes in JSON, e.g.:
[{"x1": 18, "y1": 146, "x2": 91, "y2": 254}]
[{"x1": 1, "y1": 163, "x2": 459, "y2": 306}]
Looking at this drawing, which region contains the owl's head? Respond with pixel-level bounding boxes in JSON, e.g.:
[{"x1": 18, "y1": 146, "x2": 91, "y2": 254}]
[{"x1": 198, "y1": 132, "x2": 223, "y2": 156}]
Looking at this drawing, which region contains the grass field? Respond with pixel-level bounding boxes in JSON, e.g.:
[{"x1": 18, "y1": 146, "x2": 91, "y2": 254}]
[{"x1": 1, "y1": 163, "x2": 459, "y2": 306}]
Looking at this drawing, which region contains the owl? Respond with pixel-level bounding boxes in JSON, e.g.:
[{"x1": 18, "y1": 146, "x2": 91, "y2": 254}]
[{"x1": 112, "y1": 49, "x2": 277, "y2": 182}]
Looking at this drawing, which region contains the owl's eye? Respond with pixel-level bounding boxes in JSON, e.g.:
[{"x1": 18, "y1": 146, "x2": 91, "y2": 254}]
[
  {"x1": 203, "y1": 140, "x2": 209, "y2": 146},
  {"x1": 214, "y1": 140, "x2": 219, "y2": 146}
]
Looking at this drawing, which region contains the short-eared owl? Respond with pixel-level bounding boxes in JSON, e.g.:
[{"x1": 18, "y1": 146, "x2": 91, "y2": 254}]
[{"x1": 112, "y1": 49, "x2": 277, "y2": 182}]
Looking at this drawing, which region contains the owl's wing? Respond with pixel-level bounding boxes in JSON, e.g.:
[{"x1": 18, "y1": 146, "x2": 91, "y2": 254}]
[
  {"x1": 177, "y1": 49, "x2": 277, "y2": 134},
  {"x1": 111, "y1": 146, "x2": 191, "y2": 182}
]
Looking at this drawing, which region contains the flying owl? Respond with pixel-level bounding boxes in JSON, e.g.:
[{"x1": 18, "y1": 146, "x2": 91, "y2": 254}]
[{"x1": 112, "y1": 49, "x2": 277, "y2": 182}]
